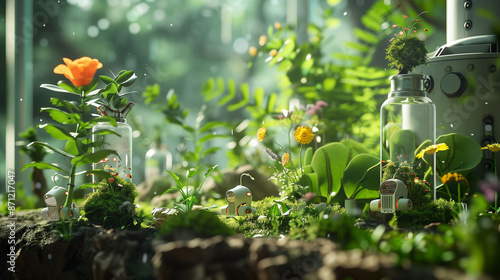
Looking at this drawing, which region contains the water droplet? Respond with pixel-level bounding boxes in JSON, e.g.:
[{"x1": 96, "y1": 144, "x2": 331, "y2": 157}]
[
  {"x1": 485, "y1": 102, "x2": 489, "y2": 105},
  {"x1": 72, "y1": 32, "x2": 75, "y2": 35},
  {"x1": 450, "y1": 124, "x2": 454, "y2": 128},
  {"x1": 153, "y1": 192, "x2": 156, "y2": 195},
  {"x1": 142, "y1": 253, "x2": 148, "y2": 263},
  {"x1": 144, "y1": 73, "x2": 147, "y2": 76},
  {"x1": 48, "y1": 254, "x2": 52, "y2": 259},
  {"x1": 19, "y1": 98, "x2": 23, "y2": 101},
  {"x1": 471, "y1": 133, "x2": 474, "y2": 136},
  {"x1": 170, "y1": 23, "x2": 173, "y2": 26},
  {"x1": 343, "y1": 11, "x2": 348, "y2": 16}
]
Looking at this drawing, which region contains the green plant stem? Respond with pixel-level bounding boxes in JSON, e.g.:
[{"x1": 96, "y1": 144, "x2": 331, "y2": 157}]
[
  {"x1": 457, "y1": 182, "x2": 461, "y2": 205},
  {"x1": 64, "y1": 164, "x2": 77, "y2": 209},
  {"x1": 495, "y1": 155, "x2": 498, "y2": 210}
]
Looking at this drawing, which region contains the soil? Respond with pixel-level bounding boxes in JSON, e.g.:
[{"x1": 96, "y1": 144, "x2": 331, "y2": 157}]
[{"x1": 0, "y1": 209, "x2": 494, "y2": 280}]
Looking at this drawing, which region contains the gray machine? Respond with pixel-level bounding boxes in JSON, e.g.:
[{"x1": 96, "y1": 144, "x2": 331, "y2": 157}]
[{"x1": 414, "y1": 0, "x2": 500, "y2": 177}]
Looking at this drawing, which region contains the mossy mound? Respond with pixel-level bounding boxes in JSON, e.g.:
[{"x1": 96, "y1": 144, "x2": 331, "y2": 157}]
[
  {"x1": 156, "y1": 210, "x2": 235, "y2": 239},
  {"x1": 82, "y1": 176, "x2": 139, "y2": 229},
  {"x1": 394, "y1": 198, "x2": 457, "y2": 228}
]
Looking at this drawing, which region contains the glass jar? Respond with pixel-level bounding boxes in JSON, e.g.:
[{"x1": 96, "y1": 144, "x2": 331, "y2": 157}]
[
  {"x1": 145, "y1": 142, "x2": 172, "y2": 185},
  {"x1": 92, "y1": 103, "x2": 134, "y2": 183},
  {"x1": 380, "y1": 74, "x2": 436, "y2": 200}
]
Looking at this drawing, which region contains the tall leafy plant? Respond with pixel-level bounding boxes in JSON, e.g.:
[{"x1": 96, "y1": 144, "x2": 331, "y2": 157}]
[{"x1": 22, "y1": 57, "x2": 136, "y2": 211}]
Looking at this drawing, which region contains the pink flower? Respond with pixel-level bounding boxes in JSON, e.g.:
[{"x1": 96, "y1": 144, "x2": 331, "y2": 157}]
[
  {"x1": 306, "y1": 100, "x2": 329, "y2": 115},
  {"x1": 403, "y1": 15, "x2": 408, "y2": 18},
  {"x1": 392, "y1": 24, "x2": 397, "y2": 28},
  {"x1": 399, "y1": 31, "x2": 404, "y2": 36},
  {"x1": 404, "y1": 27, "x2": 408, "y2": 31}
]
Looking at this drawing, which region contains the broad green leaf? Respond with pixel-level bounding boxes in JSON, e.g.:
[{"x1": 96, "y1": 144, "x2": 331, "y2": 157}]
[
  {"x1": 165, "y1": 170, "x2": 183, "y2": 190},
  {"x1": 71, "y1": 149, "x2": 118, "y2": 166},
  {"x1": 342, "y1": 154, "x2": 380, "y2": 199},
  {"x1": 27, "y1": 141, "x2": 75, "y2": 159},
  {"x1": 21, "y1": 161, "x2": 68, "y2": 174},
  {"x1": 40, "y1": 83, "x2": 79, "y2": 95},
  {"x1": 39, "y1": 124, "x2": 73, "y2": 140},
  {"x1": 57, "y1": 80, "x2": 80, "y2": 94},
  {"x1": 115, "y1": 70, "x2": 135, "y2": 84},
  {"x1": 49, "y1": 98, "x2": 79, "y2": 112},
  {"x1": 65, "y1": 139, "x2": 80, "y2": 156},
  {"x1": 187, "y1": 168, "x2": 197, "y2": 178},
  {"x1": 432, "y1": 133, "x2": 482, "y2": 176},
  {"x1": 41, "y1": 107, "x2": 78, "y2": 125},
  {"x1": 100, "y1": 75, "x2": 115, "y2": 84},
  {"x1": 311, "y1": 142, "x2": 352, "y2": 203}
]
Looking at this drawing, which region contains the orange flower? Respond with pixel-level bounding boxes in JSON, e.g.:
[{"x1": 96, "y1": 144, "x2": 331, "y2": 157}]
[
  {"x1": 294, "y1": 126, "x2": 314, "y2": 145},
  {"x1": 53, "y1": 57, "x2": 103, "y2": 87},
  {"x1": 257, "y1": 127, "x2": 266, "y2": 142}
]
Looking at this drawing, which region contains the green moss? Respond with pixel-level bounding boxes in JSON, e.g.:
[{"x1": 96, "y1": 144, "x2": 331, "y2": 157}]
[
  {"x1": 386, "y1": 36, "x2": 428, "y2": 74},
  {"x1": 156, "y1": 210, "x2": 235, "y2": 238},
  {"x1": 394, "y1": 198, "x2": 457, "y2": 228},
  {"x1": 82, "y1": 176, "x2": 139, "y2": 229}
]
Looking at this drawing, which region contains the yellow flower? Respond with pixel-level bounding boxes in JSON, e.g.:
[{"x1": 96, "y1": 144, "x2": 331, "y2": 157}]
[
  {"x1": 269, "y1": 49, "x2": 278, "y2": 57},
  {"x1": 248, "y1": 46, "x2": 258, "y2": 57},
  {"x1": 294, "y1": 126, "x2": 314, "y2": 145},
  {"x1": 53, "y1": 57, "x2": 102, "y2": 87},
  {"x1": 259, "y1": 35, "x2": 267, "y2": 46},
  {"x1": 440, "y1": 172, "x2": 469, "y2": 186},
  {"x1": 274, "y1": 22, "x2": 282, "y2": 30},
  {"x1": 481, "y1": 143, "x2": 500, "y2": 153},
  {"x1": 281, "y1": 153, "x2": 290, "y2": 166},
  {"x1": 257, "y1": 127, "x2": 266, "y2": 142},
  {"x1": 416, "y1": 143, "x2": 449, "y2": 159}
]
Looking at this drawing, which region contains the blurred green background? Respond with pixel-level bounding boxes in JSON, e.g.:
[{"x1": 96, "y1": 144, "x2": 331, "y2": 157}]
[{"x1": 1, "y1": 0, "x2": 447, "y2": 199}]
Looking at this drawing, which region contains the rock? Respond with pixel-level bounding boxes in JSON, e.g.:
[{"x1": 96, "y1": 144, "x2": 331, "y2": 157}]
[
  {"x1": 92, "y1": 228, "x2": 156, "y2": 280},
  {"x1": 151, "y1": 207, "x2": 179, "y2": 227},
  {"x1": 204, "y1": 165, "x2": 280, "y2": 200}
]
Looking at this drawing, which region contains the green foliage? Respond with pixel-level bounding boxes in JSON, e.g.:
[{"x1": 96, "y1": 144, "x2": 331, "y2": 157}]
[
  {"x1": 385, "y1": 12, "x2": 430, "y2": 73},
  {"x1": 386, "y1": 35, "x2": 428, "y2": 74},
  {"x1": 142, "y1": 84, "x2": 226, "y2": 182},
  {"x1": 253, "y1": 0, "x2": 397, "y2": 146},
  {"x1": 156, "y1": 210, "x2": 235, "y2": 238},
  {"x1": 82, "y1": 175, "x2": 140, "y2": 229},
  {"x1": 23, "y1": 69, "x2": 134, "y2": 211},
  {"x1": 394, "y1": 198, "x2": 456, "y2": 228},
  {"x1": 432, "y1": 133, "x2": 482, "y2": 177},
  {"x1": 19, "y1": 127, "x2": 47, "y2": 162},
  {"x1": 87, "y1": 70, "x2": 138, "y2": 110},
  {"x1": 342, "y1": 154, "x2": 380, "y2": 199},
  {"x1": 302, "y1": 140, "x2": 379, "y2": 204},
  {"x1": 162, "y1": 165, "x2": 217, "y2": 214},
  {"x1": 51, "y1": 221, "x2": 74, "y2": 242}
]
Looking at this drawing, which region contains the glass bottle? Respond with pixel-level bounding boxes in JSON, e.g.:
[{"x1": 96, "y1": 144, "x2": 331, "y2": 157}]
[
  {"x1": 92, "y1": 103, "x2": 134, "y2": 183},
  {"x1": 145, "y1": 141, "x2": 172, "y2": 185},
  {"x1": 380, "y1": 74, "x2": 436, "y2": 200}
]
